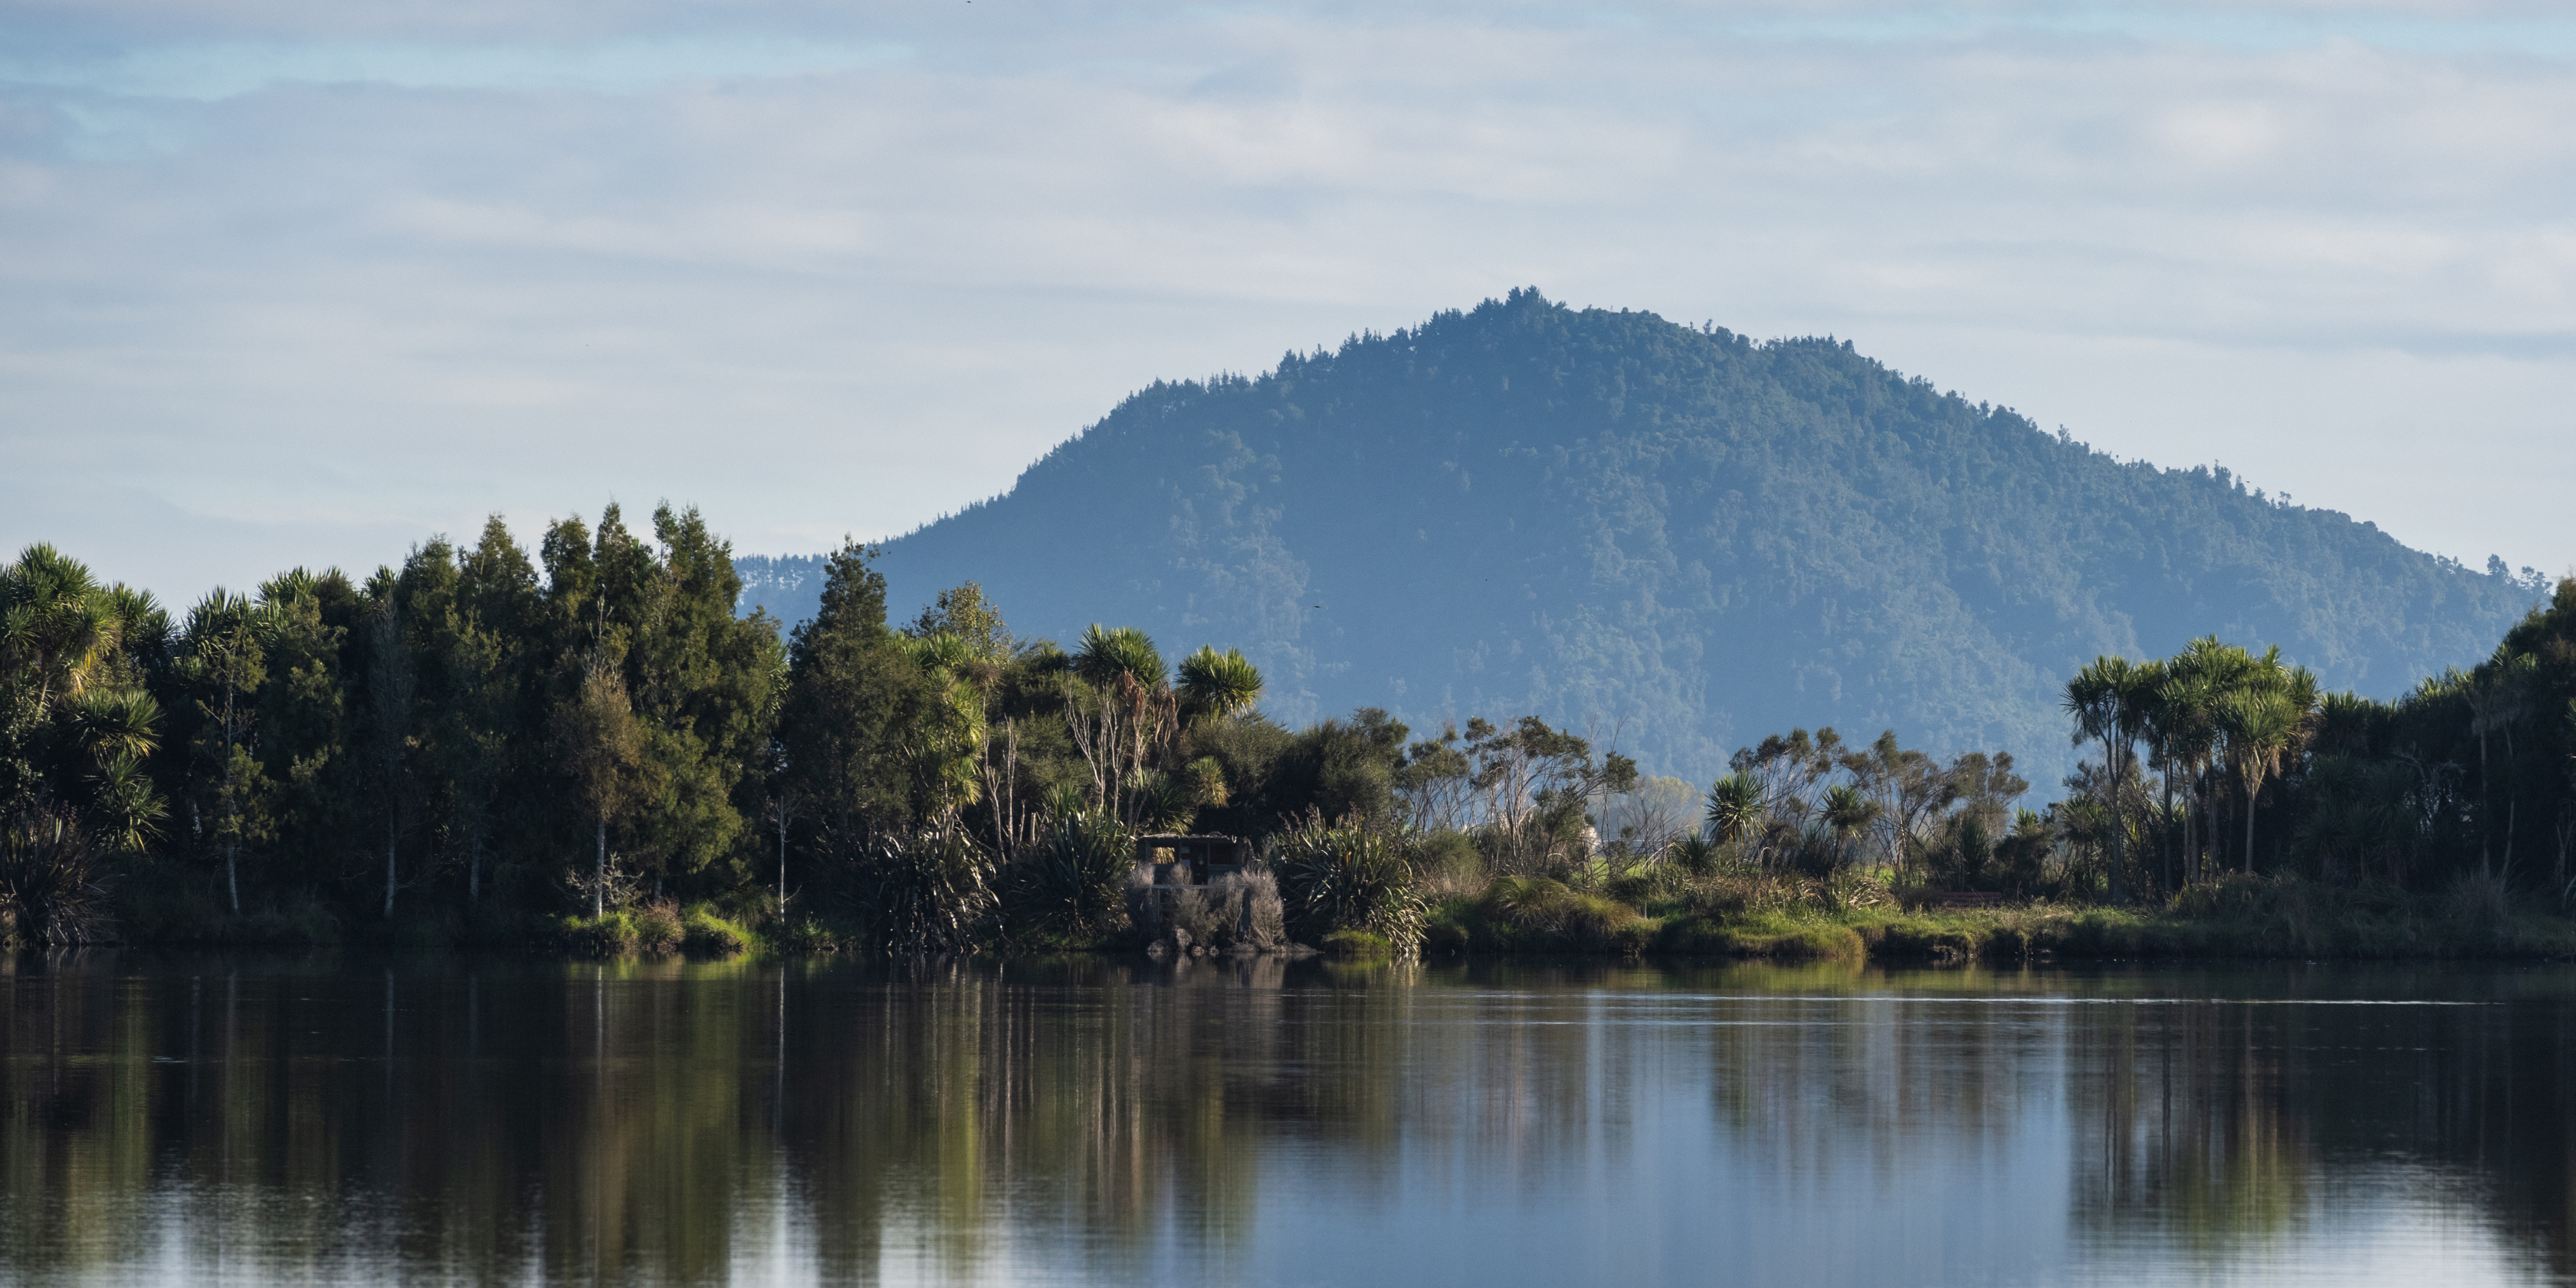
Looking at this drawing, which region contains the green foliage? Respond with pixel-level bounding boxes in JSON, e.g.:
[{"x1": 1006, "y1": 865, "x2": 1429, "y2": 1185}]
[
  {"x1": 1177, "y1": 646, "x2": 1263, "y2": 725},
  {"x1": 19, "y1": 469, "x2": 2575, "y2": 961},
  {"x1": 680, "y1": 905, "x2": 752, "y2": 956},
  {"x1": 1407, "y1": 827, "x2": 1482, "y2": 885},
  {"x1": 0, "y1": 807, "x2": 111, "y2": 945},
  {"x1": 780, "y1": 542, "x2": 925, "y2": 858},
  {"x1": 767, "y1": 915, "x2": 841, "y2": 954},
  {"x1": 1466, "y1": 875, "x2": 1657, "y2": 955},
  {"x1": 560, "y1": 902, "x2": 686, "y2": 958},
  {"x1": 1007, "y1": 808, "x2": 1134, "y2": 940},
  {"x1": 1073, "y1": 624, "x2": 1164, "y2": 690},
  {"x1": 846, "y1": 828, "x2": 994, "y2": 955},
  {"x1": 1272, "y1": 812, "x2": 1424, "y2": 952},
  {"x1": 1705, "y1": 773, "x2": 1762, "y2": 845}
]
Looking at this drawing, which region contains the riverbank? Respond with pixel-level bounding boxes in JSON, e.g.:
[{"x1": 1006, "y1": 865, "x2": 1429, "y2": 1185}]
[
  {"x1": 1422, "y1": 869, "x2": 2576, "y2": 963},
  {"x1": 33, "y1": 864, "x2": 2576, "y2": 964}
]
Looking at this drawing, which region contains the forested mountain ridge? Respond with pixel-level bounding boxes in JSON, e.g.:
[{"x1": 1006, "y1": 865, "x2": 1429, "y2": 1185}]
[{"x1": 741, "y1": 289, "x2": 2544, "y2": 782}]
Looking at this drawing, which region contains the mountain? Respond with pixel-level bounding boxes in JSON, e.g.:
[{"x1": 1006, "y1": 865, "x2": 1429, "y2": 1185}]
[{"x1": 738, "y1": 289, "x2": 2545, "y2": 784}]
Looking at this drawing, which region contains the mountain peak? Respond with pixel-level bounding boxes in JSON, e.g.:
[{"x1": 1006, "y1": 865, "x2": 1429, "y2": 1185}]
[{"x1": 743, "y1": 294, "x2": 2538, "y2": 782}]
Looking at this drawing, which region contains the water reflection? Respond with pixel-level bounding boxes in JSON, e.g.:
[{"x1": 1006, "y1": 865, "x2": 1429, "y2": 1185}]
[{"x1": 3, "y1": 954, "x2": 2572, "y2": 1285}]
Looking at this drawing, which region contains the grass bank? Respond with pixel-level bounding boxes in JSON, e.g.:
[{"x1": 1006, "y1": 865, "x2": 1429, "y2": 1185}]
[{"x1": 1423, "y1": 869, "x2": 2576, "y2": 964}]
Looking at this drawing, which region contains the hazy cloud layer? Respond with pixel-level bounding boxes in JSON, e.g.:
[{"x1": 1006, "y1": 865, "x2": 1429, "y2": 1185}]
[{"x1": 3, "y1": 1, "x2": 2572, "y2": 601}]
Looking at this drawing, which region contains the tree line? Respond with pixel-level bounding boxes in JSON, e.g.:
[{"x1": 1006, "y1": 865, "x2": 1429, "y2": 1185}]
[
  {"x1": 5, "y1": 502, "x2": 2569, "y2": 952},
  {"x1": 0, "y1": 508, "x2": 1641, "y2": 948},
  {"x1": 2055, "y1": 581, "x2": 2576, "y2": 905}
]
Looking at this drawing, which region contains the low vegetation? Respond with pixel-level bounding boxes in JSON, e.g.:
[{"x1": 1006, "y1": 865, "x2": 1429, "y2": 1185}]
[{"x1": 1422, "y1": 861, "x2": 2576, "y2": 964}]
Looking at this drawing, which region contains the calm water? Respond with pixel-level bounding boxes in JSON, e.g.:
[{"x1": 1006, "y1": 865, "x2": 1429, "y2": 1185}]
[{"x1": 4, "y1": 953, "x2": 2574, "y2": 1286}]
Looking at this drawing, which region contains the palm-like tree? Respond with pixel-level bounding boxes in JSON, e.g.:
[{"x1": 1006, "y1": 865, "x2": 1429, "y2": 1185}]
[
  {"x1": 87, "y1": 754, "x2": 165, "y2": 855},
  {"x1": 1066, "y1": 625, "x2": 1176, "y2": 825},
  {"x1": 70, "y1": 688, "x2": 159, "y2": 768},
  {"x1": 902, "y1": 631, "x2": 994, "y2": 826},
  {"x1": 1822, "y1": 783, "x2": 1882, "y2": 870},
  {"x1": 2064, "y1": 656, "x2": 2147, "y2": 901},
  {"x1": 2160, "y1": 636, "x2": 2260, "y2": 880},
  {"x1": 2219, "y1": 687, "x2": 2299, "y2": 876},
  {"x1": 1705, "y1": 771, "x2": 1764, "y2": 854},
  {"x1": 2464, "y1": 651, "x2": 2536, "y2": 876},
  {"x1": 67, "y1": 689, "x2": 166, "y2": 853},
  {"x1": 1074, "y1": 624, "x2": 1165, "y2": 690},
  {"x1": 2152, "y1": 674, "x2": 2219, "y2": 883},
  {"x1": 1178, "y1": 645, "x2": 1264, "y2": 725},
  {"x1": 0, "y1": 544, "x2": 117, "y2": 718}
]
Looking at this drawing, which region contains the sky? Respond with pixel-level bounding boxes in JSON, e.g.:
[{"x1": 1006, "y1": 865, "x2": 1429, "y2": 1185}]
[{"x1": 4, "y1": 0, "x2": 2573, "y2": 604}]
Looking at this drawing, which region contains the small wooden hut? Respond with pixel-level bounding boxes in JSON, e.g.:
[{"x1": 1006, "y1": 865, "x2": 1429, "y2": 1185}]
[{"x1": 1135, "y1": 834, "x2": 1253, "y2": 887}]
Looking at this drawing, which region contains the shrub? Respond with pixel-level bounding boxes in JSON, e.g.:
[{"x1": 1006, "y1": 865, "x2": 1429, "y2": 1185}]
[
  {"x1": 235, "y1": 895, "x2": 343, "y2": 947},
  {"x1": 847, "y1": 827, "x2": 994, "y2": 954},
  {"x1": 1670, "y1": 833, "x2": 1721, "y2": 875},
  {"x1": 0, "y1": 808, "x2": 112, "y2": 945},
  {"x1": 557, "y1": 900, "x2": 685, "y2": 957},
  {"x1": 1874, "y1": 919, "x2": 1983, "y2": 962},
  {"x1": 2442, "y1": 869, "x2": 2513, "y2": 942},
  {"x1": 1422, "y1": 906, "x2": 1471, "y2": 955},
  {"x1": 681, "y1": 906, "x2": 751, "y2": 956},
  {"x1": 2170, "y1": 872, "x2": 2271, "y2": 920},
  {"x1": 1408, "y1": 829, "x2": 1484, "y2": 892},
  {"x1": 560, "y1": 911, "x2": 639, "y2": 957},
  {"x1": 464, "y1": 904, "x2": 556, "y2": 947},
  {"x1": 1477, "y1": 876, "x2": 1655, "y2": 954},
  {"x1": 1274, "y1": 813, "x2": 1424, "y2": 953},
  {"x1": 769, "y1": 916, "x2": 840, "y2": 953},
  {"x1": 1010, "y1": 808, "x2": 1133, "y2": 938},
  {"x1": 1123, "y1": 862, "x2": 1162, "y2": 939},
  {"x1": 106, "y1": 855, "x2": 220, "y2": 942},
  {"x1": 633, "y1": 900, "x2": 684, "y2": 953}
]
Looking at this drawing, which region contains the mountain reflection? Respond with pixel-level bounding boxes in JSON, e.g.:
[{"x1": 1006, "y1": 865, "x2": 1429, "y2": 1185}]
[{"x1": 3, "y1": 955, "x2": 2571, "y2": 1285}]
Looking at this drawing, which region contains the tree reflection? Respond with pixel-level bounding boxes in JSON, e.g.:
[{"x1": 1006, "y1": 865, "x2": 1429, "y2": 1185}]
[{"x1": 3, "y1": 955, "x2": 2574, "y2": 1283}]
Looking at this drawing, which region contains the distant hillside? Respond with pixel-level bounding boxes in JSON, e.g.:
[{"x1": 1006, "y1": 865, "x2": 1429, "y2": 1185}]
[{"x1": 739, "y1": 290, "x2": 2545, "y2": 784}]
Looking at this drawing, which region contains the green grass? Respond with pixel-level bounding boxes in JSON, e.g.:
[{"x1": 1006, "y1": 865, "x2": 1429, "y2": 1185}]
[
  {"x1": 680, "y1": 907, "x2": 753, "y2": 957},
  {"x1": 557, "y1": 902, "x2": 684, "y2": 958},
  {"x1": 1422, "y1": 870, "x2": 2576, "y2": 963}
]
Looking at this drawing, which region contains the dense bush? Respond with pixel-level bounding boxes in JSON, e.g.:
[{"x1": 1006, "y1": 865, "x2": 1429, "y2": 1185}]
[
  {"x1": 561, "y1": 901, "x2": 684, "y2": 957},
  {"x1": 680, "y1": 906, "x2": 752, "y2": 955},
  {"x1": 1007, "y1": 808, "x2": 1133, "y2": 940},
  {"x1": 846, "y1": 828, "x2": 994, "y2": 954},
  {"x1": 0, "y1": 808, "x2": 111, "y2": 945},
  {"x1": 1272, "y1": 813, "x2": 1424, "y2": 953}
]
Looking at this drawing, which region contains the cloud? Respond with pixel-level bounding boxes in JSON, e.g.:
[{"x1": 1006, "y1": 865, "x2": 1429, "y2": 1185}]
[
  {"x1": 0, "y1": 35, "x2": 910, "y2": 100},
  {"x1": 3, "y1": 1, "x2": 2573, "y2": 602}
]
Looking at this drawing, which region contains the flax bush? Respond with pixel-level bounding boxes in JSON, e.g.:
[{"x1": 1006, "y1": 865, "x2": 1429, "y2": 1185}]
[
  {"x1": 0, "y1": 808, "x2": 112, "y2": 945},
  {"x1": 1011, "y1": 808, "x2": 1134, "y2": 939},
  {"x1": 848, "y1": 827, "x2": 995, "y2": 954},
  {"x1": 1274, "y1": 812, "x2": 1424, "y2": 953}
]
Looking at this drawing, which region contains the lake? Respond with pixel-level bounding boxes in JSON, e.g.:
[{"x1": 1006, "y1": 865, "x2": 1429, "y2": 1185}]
[{"x1": 4, "y1": 953, "x2": 2572, "y2": 1285}]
